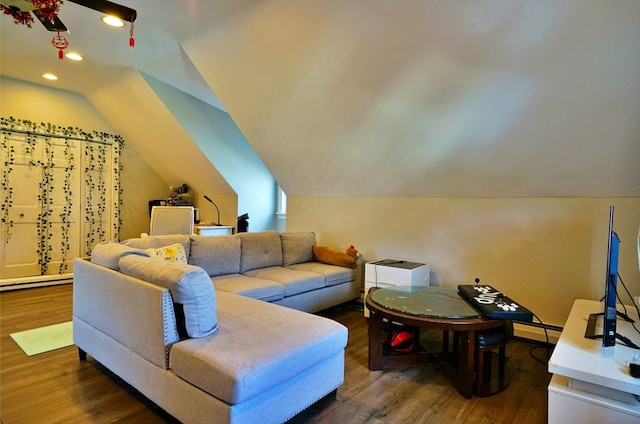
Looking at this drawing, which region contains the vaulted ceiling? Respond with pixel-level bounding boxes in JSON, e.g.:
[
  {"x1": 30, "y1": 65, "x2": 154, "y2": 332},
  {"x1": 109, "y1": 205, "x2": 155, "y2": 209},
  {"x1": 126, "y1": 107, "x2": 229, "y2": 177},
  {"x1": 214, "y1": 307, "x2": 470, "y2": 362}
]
[{"x1": 2, "y1": 0, "x2": 639, "y2": 198}]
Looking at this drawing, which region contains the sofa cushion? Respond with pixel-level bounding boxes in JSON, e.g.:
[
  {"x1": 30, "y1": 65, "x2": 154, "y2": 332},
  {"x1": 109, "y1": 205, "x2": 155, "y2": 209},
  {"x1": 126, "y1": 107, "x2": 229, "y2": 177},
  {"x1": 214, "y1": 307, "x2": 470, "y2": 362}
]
[
  {"x1": 280, "y1": 232, "x2": 316, "y2": 266},
  {"x1": 189, "y1": 235, "x2": 241, "y2": 276},
  {"x1": 90, "y1": 241, "x2": 149, "y2": 270},
  {"x1": 122, "y1": 234, "x2": 191, "y2": 258},
  {"x1": 169, "y1": 291, "x2": 348, "y2": 405},
  {"x1": 242, "y1": 266, "x2": 325, "y2": 297},
  {"x1": 118, "y1": 255, "x2": 218, "y2": 338},
  {"x1": 286, "y1": 262, "x2": 356, "y2": 286},
  {"x1": 212, "y1": 274, "x2": 284, "y2": 302},
  {"x1": 238, "y1": 231, "x2": 283, "y2": 273}
]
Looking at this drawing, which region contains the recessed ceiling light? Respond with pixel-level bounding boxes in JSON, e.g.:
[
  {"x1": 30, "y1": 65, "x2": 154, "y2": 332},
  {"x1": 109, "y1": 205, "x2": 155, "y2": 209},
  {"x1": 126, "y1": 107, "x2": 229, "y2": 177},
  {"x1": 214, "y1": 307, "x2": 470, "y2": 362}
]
[
  {"x1": 102, "y1": 15, "x2": 124, "y2": 27},
  {"x1": 65, "y1": 52, "x2": 84, "y2": 61},
  {"x1": 42, "y1": 73, "x2": 58, "y2": 81}
]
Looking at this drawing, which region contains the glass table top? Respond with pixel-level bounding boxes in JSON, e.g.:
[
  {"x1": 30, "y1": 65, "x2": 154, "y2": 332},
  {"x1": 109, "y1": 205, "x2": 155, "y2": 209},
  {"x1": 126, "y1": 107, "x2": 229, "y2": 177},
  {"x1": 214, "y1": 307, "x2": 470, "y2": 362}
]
[{"x1": 369, "y1": 286, "x2": 482, "y2": 318}]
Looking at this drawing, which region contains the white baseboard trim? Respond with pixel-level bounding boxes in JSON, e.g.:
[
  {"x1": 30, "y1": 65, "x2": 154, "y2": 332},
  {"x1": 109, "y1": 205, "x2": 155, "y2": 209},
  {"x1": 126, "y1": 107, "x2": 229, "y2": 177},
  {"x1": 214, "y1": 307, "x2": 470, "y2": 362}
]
[
  {"x1": 514, "y1": 322, "x2": 562, "y2": 344},
  {"x1": 0, "y1": 275, "x2": 73, "y2": 291}
]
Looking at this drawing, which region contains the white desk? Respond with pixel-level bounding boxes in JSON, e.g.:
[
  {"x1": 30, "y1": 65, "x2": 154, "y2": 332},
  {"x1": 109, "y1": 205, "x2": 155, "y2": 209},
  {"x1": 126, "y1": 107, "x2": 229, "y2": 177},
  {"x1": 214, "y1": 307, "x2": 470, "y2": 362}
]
[
  {"x1": 194, "y1": 225, "x2": 233, "y2": 236},
  {"x1": 548, "y1": 299, "x2": 640, "y2": 423}
]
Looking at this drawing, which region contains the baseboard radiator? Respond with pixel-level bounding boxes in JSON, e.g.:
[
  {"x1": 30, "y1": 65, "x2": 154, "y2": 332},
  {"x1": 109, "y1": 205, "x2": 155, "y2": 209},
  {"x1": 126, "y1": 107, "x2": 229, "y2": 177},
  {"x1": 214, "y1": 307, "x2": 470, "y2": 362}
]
[{"x1": 0, "y1": 274, "x2": 73, "y2": 291}]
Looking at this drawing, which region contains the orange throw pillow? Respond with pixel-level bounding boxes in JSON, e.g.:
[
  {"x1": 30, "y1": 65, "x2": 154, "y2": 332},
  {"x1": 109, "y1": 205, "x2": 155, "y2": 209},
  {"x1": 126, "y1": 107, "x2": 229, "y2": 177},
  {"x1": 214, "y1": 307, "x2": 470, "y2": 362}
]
[{"x1": 312, "y1": 245, "x2": 358, "y2": 269}]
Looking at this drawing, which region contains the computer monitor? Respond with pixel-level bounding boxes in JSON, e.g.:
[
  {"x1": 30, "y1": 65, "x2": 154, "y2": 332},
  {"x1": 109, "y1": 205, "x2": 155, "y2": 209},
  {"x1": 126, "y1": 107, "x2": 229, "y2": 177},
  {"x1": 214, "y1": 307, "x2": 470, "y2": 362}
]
[
  {"x1": 602, "y1": 206, "x2": 620, "y2": 348},
  {"x1": 584, "y1": 206, "x2": 620, "y2": 349}
]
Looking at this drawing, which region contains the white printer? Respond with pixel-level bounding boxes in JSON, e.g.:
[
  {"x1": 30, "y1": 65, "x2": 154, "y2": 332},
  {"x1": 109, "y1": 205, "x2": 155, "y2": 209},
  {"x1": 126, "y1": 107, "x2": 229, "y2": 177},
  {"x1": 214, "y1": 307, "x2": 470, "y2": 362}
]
[{"x1": 364, "y1": 259, "x2": 430, "y2": 317}]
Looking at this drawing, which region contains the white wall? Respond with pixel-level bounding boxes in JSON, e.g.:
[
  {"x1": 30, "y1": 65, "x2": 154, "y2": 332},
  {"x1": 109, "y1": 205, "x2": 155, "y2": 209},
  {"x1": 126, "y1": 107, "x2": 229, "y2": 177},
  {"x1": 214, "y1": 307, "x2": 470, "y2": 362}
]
[
  {"x1": 85, "y1": 70, "x2": 239, "y2": 229},
  {"x1": 142, "y1": 73, "x2": 278, "y2": 231},
  {"x1": 0, "y1": 76, "x2": 168, "y2": 239},
  {"x1": 287, "y1": 196, "x2": 640, "y2": 328}
]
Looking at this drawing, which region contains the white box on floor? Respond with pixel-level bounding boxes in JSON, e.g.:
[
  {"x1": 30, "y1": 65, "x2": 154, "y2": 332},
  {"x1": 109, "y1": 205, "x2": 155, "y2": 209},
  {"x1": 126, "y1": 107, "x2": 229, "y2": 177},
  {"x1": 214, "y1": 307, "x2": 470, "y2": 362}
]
[{"x1": 364, "y1": 259, "x2": 430, "y2": 317}]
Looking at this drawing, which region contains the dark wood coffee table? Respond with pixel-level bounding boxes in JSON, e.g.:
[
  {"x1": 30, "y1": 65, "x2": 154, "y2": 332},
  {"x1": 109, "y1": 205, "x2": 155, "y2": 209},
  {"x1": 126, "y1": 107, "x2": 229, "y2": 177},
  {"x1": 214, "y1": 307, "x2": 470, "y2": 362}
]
[{"x1": 366, "y1": 286, "x2": 505, "y2": 399}]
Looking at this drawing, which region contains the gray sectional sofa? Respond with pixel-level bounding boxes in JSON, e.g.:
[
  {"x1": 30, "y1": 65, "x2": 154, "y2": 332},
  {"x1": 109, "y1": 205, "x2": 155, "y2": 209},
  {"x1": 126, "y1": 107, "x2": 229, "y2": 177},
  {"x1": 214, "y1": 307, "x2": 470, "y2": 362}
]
[{"x1": 72, "y1": 231, "x2": 361, "y2": 424}]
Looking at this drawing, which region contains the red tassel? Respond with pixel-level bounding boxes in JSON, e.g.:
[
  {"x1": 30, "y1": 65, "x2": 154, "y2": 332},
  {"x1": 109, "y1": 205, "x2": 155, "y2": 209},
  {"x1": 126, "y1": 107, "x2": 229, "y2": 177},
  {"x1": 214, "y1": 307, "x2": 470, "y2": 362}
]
[
  {"x1": 59, "y1": 49, "x2": 63, "y2": 60},
  {"x1": 129, "y1": 21, "x2": 135, "y2": 48}
]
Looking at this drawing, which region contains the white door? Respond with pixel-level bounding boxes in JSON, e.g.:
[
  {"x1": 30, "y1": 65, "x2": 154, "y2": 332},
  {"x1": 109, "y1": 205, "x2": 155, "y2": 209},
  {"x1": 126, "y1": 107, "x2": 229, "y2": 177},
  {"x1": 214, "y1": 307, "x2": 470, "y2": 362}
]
[{"x1": 1, "y1": 131, "x2": 117, "y2": 281}]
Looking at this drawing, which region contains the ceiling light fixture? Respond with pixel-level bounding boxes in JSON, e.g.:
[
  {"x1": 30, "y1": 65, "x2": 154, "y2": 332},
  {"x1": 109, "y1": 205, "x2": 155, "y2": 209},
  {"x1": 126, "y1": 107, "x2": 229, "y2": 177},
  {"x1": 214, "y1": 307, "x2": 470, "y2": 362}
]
[
  {"x1": 65, "y1": 52, "x2": 83, "y2": 61},
  {"x1": 42, "y1": 73, "x2": 58, "y2": 80},
  {"x1": 102, "y1": 15, "x2": 124, "y2": 27}
]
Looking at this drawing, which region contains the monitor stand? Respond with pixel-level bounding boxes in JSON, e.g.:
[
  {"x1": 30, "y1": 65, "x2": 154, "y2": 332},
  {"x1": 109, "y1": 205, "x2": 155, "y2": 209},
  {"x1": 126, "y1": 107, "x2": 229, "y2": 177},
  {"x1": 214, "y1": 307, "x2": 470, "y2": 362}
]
[
  {"x1": 584, "y1": 312, "x2": 602, "y2": 340},
  {"x1": 585, "y1": 311, "x2": 636, "y2": 339},
  {"x1": 585, "y1": 312, "x2": 640, "y2": 351}
]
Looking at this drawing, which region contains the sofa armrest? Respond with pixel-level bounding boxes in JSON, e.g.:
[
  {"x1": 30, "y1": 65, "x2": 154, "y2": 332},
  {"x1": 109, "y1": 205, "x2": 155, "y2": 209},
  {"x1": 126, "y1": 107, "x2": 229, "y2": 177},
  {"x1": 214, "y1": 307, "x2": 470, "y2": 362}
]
[{"x1": 72, "y1": 258, "x2": 180, "y2": 369}]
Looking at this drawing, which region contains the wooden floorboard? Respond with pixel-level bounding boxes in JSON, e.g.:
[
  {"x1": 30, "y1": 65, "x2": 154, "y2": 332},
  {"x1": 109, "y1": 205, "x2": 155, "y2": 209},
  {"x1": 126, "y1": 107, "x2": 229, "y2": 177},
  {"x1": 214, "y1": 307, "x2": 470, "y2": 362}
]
[{"x1": 0, "y1": 285, "x2": 552, "y2": 423}]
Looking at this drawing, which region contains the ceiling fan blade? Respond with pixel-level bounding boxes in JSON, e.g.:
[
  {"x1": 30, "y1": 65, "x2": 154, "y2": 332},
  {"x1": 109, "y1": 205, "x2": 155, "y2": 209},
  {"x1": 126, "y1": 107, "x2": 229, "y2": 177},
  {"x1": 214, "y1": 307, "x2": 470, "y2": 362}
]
[
  {"x1": 67, "y1": 0, "x2": 136, "y2": 22},
  {"x1": 32, "y1": 9, "x2": 68, "y2": 32}
]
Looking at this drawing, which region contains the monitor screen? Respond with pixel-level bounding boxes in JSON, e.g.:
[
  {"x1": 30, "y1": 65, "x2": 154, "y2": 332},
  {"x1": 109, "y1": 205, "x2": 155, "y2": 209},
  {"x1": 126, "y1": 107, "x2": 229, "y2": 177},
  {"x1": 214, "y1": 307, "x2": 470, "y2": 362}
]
[
  {"x1": 584, "y1": 206, "x2": 619, "y2": 349},
  {"x1": 602, "y1": 206, "x2": 620, "y2": 348}
]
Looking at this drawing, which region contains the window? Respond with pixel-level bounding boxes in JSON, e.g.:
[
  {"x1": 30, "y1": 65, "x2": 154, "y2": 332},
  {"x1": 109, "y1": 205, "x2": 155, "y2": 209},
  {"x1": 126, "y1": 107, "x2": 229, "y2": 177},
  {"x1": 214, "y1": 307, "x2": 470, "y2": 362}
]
[{"x1": 276, "y1": 186, "x2": 287, "y2": 216}]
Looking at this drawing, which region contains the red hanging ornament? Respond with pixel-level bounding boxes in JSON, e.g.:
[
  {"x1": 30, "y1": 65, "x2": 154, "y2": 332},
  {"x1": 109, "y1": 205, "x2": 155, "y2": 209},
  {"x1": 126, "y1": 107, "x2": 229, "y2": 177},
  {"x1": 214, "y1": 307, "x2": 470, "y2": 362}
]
[
  {"x1": 0, "y1": 0, "x2": 61, "y2": 28},
  {"x1": 51, "y1": 31, "x2": 69, "y2": 60},
  {"x1": 129, "y1": 21, "x2": 135, "y2": 48}
]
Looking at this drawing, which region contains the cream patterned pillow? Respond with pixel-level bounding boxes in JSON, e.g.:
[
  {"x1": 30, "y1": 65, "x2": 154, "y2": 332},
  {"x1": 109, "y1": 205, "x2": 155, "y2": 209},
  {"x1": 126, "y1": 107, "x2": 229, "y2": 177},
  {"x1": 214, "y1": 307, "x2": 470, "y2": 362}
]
[{"x1": 145, "y1": 243, "x2": 187, "y2": 264}]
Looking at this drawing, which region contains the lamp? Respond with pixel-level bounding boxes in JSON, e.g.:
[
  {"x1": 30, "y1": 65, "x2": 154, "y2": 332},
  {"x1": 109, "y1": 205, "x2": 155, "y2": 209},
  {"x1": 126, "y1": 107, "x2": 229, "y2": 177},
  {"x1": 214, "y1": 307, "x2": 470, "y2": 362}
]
[{"x1": 203, "y1": 195, "x2": 221, "y2": 226}]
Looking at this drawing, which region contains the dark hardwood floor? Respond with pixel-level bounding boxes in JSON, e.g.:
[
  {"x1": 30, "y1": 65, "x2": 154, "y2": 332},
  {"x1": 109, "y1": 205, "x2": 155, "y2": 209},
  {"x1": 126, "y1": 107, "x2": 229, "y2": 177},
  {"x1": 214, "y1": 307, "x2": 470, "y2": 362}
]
[{"x1": 1, "y1": 284, "x2": 552, "y2": 423}]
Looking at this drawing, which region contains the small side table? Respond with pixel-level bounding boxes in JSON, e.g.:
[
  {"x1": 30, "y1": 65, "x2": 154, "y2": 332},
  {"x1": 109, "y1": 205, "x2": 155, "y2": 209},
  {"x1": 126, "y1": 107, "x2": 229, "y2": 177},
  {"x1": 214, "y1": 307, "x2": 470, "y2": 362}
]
[{"x1": 366, "y1": 286, "x2": 505, "y2": 399}]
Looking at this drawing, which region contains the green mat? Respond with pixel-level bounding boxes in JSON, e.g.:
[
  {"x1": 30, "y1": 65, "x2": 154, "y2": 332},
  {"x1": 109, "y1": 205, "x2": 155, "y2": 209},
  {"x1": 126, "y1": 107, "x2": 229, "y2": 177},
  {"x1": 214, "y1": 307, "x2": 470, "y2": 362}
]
[{"x1": 10, "y1": 321, "x2": 74, "y2": 356}]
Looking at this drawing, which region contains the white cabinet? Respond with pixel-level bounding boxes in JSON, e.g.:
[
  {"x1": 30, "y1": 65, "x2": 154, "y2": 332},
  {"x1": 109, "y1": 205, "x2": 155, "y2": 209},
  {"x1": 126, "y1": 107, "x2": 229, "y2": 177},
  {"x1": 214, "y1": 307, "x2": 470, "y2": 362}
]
[
  {"x1": 364, "y1": 259, "x2": 430, "y2": 317},
  {"x1": 549, "y1": 375, "x2": 640, "y2": 424},
  {"x1": 548, "y1": 299, "x2": 640, "y2": 423}
]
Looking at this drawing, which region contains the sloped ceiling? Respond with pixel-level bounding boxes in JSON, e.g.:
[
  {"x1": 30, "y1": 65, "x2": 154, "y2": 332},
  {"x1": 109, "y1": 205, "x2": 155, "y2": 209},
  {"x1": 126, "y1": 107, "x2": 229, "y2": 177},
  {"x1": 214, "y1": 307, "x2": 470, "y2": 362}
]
[
  {"x1": 2, "y1": 0, "x2": 639, "y2": 198},
  {"x1": 87, "y1": 68, "x2": 234, "y2": 199}
]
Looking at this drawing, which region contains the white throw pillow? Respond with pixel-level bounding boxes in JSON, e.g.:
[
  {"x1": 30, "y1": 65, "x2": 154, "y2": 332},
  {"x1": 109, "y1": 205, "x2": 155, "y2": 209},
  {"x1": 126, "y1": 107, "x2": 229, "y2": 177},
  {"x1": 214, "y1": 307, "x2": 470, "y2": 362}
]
[{"x1": 145, "y1": 243, "x2": 187, "y2": 264}]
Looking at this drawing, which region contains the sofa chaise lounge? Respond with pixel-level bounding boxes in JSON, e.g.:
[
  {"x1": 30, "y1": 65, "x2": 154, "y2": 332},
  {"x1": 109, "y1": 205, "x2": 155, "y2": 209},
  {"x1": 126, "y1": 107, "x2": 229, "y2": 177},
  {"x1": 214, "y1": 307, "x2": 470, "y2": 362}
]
[{"x1": 73, "y1": 231, "x2": 361, "y2": 424}]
